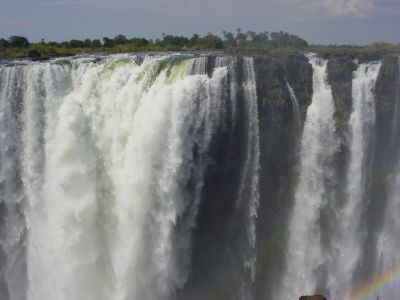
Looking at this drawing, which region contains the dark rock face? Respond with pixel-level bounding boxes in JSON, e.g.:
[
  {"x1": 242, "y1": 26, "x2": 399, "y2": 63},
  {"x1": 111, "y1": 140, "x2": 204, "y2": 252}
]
[
  {"x1": 361, "y1": 55, "x2": 400, "y2": 285},
  {"x1": 253, "y1": 54, "x2": 312, "y2": 299},
  {"x1": 177, "y1": 52, "x2": 400, "y2": 300},
  {"x1": 177, "y1": 57, "x2": 263, "y2": 300},
  {"x1": 299, "y1": 295, "x2": 327, "y2": 300},
  {"x1": 0, "y1": 52, "x2": 399, "y2": 300},
  {"x1": 374, "y1": 56, "x2": 400, "y2": 165},
  {"x1": 252, "y1": 52, "x2": 399, "y2": 299},
  {"x1": 327, "y1": 55, "x2": 356, "y2": 136}
]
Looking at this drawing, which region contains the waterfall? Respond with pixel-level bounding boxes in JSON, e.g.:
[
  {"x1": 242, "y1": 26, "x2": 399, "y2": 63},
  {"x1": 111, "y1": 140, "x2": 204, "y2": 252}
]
[
  {"x1": 238, "y1": 57, "x2": 260, "y2": 299},
  {"x1": 327, "y1": 61, "x2": 381, "y2": 299},
  {"x1": 0, "y1": 65, "x2": 27, "y2": 300},
  {"x1": 376, "y1": 57, "x2": 400, "y2": 300},
  {"x1": 187, "y1": 56, "x2": 208, "y2": 75},
  {"x1": 285, "y1": 78, "x2": 301, "y2": 129},
  {"x1": 3, "y1": 51, "x2": 400, "y2": 300},
  {"x1": 390, "y1": 56, "x2": 400, "y2": 146},
  {"x1": 0, "y1": 54, "x2": 260, "y2": 300},
  {"x1": 215, "y1": 56, "x2": 238, "y2": 133},
  {"x1": 278, "y1": 54, "x2": 339, "y2": 300}
]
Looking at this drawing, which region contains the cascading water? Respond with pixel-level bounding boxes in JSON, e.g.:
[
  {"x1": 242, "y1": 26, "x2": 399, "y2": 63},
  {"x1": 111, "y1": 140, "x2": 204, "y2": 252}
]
[
  {"x1": 285, "y1": 78, "x2": 301, "y2": 129},
  {"x1": 0, "y1": 65, "x2": 27, "y2": 300},
  {"x1": 278, "y1": 54, "x2": 339, "y2": 300},
  {"x1": 2, "y1": 51, "x2": 400, "y2": 300},
  {"x1": 390, "y1": 56, "x2": 400, "y2": 145},
  {"x1": 376, "y1": 57, "x2": 400, "y2": 300},
  {"x1": 0, "y1": 54, "x2": 261, "y2": 300},
  {"x1": 237, "y1": 57, "x2": 260, "y2": 299},
  {"x1": 327, "y1": 61, "x2": 381, "y2": 300},
  {"x1": 276, "y1": 56, "x2": 384, "y2": 300}
]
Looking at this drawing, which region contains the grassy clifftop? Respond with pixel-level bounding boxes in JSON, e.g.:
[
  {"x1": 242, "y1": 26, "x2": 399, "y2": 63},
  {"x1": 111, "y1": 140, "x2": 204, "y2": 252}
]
[{"x1": 0, "y1": 30, "x2": 309, "y2": 59}]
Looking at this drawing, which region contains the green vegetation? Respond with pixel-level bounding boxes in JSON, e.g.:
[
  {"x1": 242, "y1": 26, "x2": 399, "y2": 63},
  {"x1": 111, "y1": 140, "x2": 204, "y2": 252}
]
[
  {"x1": 0, "y1": 29, "x2": 309, "y2": 59},
  {"x1": 1, "y1": 29, "x2": 399, "y2": 59},
  {"x1": 311, "y1": 42, "x2": 400, "y2": 60}
]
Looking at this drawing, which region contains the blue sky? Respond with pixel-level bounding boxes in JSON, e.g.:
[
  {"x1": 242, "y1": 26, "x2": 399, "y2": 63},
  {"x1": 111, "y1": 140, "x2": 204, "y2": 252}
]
[{"x1": 0, "y1": 0, "x2": 399, "y2": 45}]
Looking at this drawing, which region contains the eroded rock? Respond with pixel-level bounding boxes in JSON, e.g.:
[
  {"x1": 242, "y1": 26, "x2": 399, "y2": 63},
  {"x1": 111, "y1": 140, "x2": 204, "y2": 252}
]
[{"x1": 299, "y1": 295, "x2": 327, "y2": 300}]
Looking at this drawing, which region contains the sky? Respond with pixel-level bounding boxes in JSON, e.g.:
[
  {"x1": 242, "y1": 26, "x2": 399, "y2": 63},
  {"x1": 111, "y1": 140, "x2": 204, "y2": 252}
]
[{"x1": 0, "y1": 0, "x2": 399, "y2": 45}]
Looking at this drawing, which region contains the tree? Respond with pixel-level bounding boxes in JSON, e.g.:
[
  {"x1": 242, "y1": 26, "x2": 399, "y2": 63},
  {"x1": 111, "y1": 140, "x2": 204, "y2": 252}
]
[
  {"x1": 269, "y1": 31, "x2": 308, "y2": 48},
  {"x1": 189, "y1": 33, "x2": 200, "y2": 45},
  {"x1": 69, "y1": 39, "x2": 85, "y2": 48},
  {"x1": 246, "y1": 31, "x2": 256, "y2": 41},
  {"x1": 8, "y1": 36, "x2": 30, "y2": 47},
  {"x1": 113, "y1": 34, "x2": 128, "y2": 45},
  {"x1": 91, "y1": 39, "x2": 102, "y2": 48},
  {"x1": 47, "y1": 41, "x2": 59, "y2": 47},
  {"x1": 223, "y1": 31, "x2": 236, "y2": 47},
  {"x1": 0, "y1": 38, "x2": 10, "y2": 48},
  {"x1": 198, "y1": 34, "x2": 223, "y2": 49},
  {"x1": 252, "y1": 32, "x2": 269, "y2": 44},
  {"x1": 103, "y1": 37, "x2": 113, "y2": 48},
  {"x1": 163, "y1": 35, "x2": 189, "y2": 46},
  {"x1": 235, "y1": 28, "x2": 247, "y2": 46},
  {"x1": 84, "y1": 38, "x2": 91, "y2": 47},
  {"x1": 60, "y1": 41, "x2": 70, "y2": 48},
  {"x1": 129, "y1": 38, "x2": 149, "y2": 48}
]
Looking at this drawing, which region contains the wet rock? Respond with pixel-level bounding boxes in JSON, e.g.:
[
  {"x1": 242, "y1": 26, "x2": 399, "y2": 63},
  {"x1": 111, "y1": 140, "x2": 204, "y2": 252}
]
[{"x1": 299, "y1": 295, "x2": 327, "y2": 300}]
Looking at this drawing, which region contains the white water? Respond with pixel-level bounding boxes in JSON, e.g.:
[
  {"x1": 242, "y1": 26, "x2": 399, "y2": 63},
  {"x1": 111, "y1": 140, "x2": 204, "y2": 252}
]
[
  {"x1": 239, "y1": 58, "x2": 260, "y2": 296},
  {"x1": 390, "y1": 56, "x2": 400, "y2": 143},
  {"x1": 376, "y1": 57, "x2": 400, "y2": 300},
  {"x1": 0, "y1": 65, "x2": 27, "y2": 300},
  {"x1": 279, "y1": 54, "x2": 339, "y2": 300},
  {"x1": 0, "y1": 54, "x2": 260, "y2": 300},
  {"x1": 2, "y1": 52, "x2": 396, "y2": 300},
  {"x1": 239, "y1": 57, "x2": 260, "y2": 248},
  {"x1": 285, "y1": 78, "x2": 301, "y2": 129},
  {"x1": 215, "y1": 56, "x2": 238, "y2": 134},
  {"x1": 328, "y1": 61, "x2": 381, "y2": 299}
]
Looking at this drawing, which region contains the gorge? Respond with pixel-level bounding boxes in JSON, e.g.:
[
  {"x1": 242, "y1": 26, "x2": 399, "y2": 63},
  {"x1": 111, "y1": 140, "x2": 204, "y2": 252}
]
[{"x1": 0, "y1": 52, "x2": 399, "y2": 300}]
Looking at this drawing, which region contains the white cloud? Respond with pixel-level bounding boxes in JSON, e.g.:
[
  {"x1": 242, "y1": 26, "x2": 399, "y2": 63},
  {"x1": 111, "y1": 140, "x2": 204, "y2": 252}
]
[
  {"x1": 288, "y1": 0, "x2": 374, "y2": 18},
  {"x1": 39, "y1": 0, "x2": 98, "y2": 5},
  {"x1": 40, "y1": 0, "x2": 186, "y2": 5},
  {"x1": 374, "y1": 0, "x2": 400, "y2": 15}
]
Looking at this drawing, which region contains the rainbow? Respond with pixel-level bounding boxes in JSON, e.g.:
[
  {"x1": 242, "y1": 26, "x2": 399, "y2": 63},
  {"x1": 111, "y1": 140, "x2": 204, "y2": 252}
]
[{"x1": 349, "y1": 265, "x2": 400, "y2": 300}]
